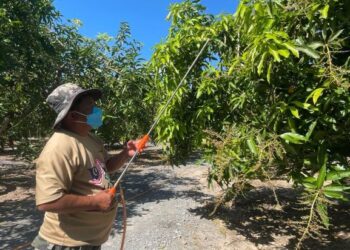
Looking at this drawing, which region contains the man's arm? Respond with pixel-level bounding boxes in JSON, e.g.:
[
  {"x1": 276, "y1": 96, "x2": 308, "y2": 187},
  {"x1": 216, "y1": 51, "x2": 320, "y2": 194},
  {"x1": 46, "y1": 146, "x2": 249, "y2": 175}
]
[
  {"x1": 105, "y1": 140, "x2": 138, "y2": 173},
  {"x1": 37, "y1": 190, "x2": 114, "y2": 213},
  {"x1": 105, "y1": 149, "x2": 129, "y2": 173}
]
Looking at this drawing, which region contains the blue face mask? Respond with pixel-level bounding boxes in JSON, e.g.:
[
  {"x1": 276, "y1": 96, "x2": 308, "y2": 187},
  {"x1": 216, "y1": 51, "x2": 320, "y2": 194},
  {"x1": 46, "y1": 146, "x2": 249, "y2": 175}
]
[{"x1": 74, "y1": 106, "x2": 103, "y2": 129}]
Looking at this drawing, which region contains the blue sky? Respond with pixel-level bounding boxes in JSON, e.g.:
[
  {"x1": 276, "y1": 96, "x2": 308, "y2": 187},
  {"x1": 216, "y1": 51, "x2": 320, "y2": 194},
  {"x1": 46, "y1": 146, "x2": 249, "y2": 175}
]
[{"x1": 53, "y1": 0, "x2": 239, "y2": 59}]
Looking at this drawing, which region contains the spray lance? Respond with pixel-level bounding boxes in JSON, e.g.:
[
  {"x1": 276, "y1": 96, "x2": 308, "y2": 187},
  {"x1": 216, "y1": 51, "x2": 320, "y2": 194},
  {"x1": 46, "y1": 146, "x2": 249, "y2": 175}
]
[{"x1": 108, "y1": 39, "x2": 210, "y2": 196}]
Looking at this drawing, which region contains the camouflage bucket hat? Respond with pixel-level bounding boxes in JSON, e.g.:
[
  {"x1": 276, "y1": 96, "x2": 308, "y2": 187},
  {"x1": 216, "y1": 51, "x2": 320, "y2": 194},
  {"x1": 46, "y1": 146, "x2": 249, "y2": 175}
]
[{"x1": 46, "y1": 83, "x2": 102, "y2": 128}]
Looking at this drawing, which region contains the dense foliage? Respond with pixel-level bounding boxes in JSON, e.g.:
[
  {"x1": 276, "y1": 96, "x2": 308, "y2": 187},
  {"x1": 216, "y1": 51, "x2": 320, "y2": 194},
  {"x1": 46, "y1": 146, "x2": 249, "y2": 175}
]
[
  {"x1": 0, "y1": 0, "x2": 150, "y2": 157},
  {"x1": 148, "y1": 0, "x2": 349, "y2": 246}
]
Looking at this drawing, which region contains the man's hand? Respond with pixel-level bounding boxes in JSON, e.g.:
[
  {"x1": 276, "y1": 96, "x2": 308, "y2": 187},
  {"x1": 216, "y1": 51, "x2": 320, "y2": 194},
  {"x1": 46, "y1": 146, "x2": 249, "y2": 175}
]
[
  {"x1": 93, "y1": 190, "x2": 116, "y2": 212},
  {"x1": 124, "y1": 140, "x2": 138, "y2": 157},
  {"x1": 106, "y1": 139, "x2": 144, "y2": 173}
]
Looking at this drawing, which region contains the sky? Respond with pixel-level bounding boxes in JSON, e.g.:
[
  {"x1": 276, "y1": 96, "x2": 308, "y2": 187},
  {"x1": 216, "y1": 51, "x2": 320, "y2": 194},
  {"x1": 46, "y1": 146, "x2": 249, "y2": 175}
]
[{"x1": 53, "y1": 0, "x2": 239, "y2": 59}]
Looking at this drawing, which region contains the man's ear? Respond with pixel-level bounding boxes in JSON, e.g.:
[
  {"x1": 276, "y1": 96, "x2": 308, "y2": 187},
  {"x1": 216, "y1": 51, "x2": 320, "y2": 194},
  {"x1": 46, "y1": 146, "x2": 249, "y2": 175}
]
[
  {"x1": 69, "y1": 110, "x2": 86, "y2": 121},
  {"x1": 65, "y1": 111, "x2": 76, "y2": 120}
]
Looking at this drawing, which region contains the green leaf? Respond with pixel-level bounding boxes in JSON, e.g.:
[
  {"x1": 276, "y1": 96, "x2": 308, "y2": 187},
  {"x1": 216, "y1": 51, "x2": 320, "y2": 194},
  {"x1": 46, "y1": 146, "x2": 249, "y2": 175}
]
[
  {"x1": 280, "y1": 132, "x2": 307, "y2": 144},
  {"x1": 306, "y1": 121, "x2": 317, "y2": 140},
  {"x1": 312, "y1": 88, "x2": 325, "y2": 104},
  {"x1": 310, "y1": 3, "x2": 321, "y2": 11},
  {"x1": 267, "y1": 62, "x2": 272, "y2": 83},
  {"x1": 292, "y1": 101, "x2": 311, "y2": 110},
  {"x1": 287, "y1": 118, "x2": 296, "y2": 132},
  {"x1": 320, "y1": 5, "x2": 329, "y2": 19},
  {"x1": 278, "y1": 49, "x2": 290, "y2": 58},
  {"x1": 317, "y1": 163, "x2": 327, "y2": 189},
  {"x1": 306, "y1": 88, "x2": 325, "y2": 104},
  {"x1": 266, "y1": 1, "x2": 273, "y2": 17},
  {"x1": 269, "y1": 47, "x2": 281, "y2": 62},
  {"x1": 308, "y1": 42, "x2": 324, "y2": 50},
  {"x1": 238, "y1": 3, "x2": 247, "y2": 18},
  {"x1": 329, "y1": 30, "x2": 344, "y2": 42},
  {"x1": 275, "y1": 31, "x2": 289, "y2": 39},
  {"x1": 284, "y1": 42, "x2": 299, "y2": 58},
  {"x1": 228, "y1": 64, "x2": 235, "y2": 76},
  {"x1": 326, "y1": 170, "x2": 350, "y2": 181},
  {"x1": 303, "y1": 176, "x2": 317, "y2": 183},
  {"x1": 297, "y1": 46, "x2": 320, "y2": 59},
  {"x1": 316, "y1": 146, "x2": 327, "y2": 189},
  {"x1": 257, "y1": 52, "x2": 267, "y2": 75},
  {"x1": 72, "y1": 18, "x2": 83, "y2": 27},
  {"x1": 247, "y1": 138, "x2": 258, "y2": 156},
  {"x1": 324, "y1": 185, "x2": 350, "y2": 192},
  {"x1": 290, "y1": 106, "x2": 300, "y2": 119},
  {"x1": 324, "y1": 190, "x2": 344, "y2": 199},
  {"x1": 302, "y1": 182, "x2": 317, "y2": 189},
  {"x1": 316, "y1": 203, "x2": 329, "y2": 229},
  {"x1": 196, "y1": 89, "x2": 203, "y2": 99},
  {"x1": 254, "y1": 2, "x2": 263, "y2": 13}
]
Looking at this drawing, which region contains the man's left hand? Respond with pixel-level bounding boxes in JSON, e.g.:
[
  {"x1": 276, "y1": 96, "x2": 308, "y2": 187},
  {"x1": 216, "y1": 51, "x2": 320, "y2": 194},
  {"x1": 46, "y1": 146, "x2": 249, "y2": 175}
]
[{"x1": 124, "y1": 140, "x2": 138, "y2": 157}]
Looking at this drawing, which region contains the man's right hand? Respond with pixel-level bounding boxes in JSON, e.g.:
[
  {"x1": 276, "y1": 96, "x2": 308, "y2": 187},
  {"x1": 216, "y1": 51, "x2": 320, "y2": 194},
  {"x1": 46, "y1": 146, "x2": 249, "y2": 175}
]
[{"x1": 93, "y1": 190, "x2": 116, "y2": 212}]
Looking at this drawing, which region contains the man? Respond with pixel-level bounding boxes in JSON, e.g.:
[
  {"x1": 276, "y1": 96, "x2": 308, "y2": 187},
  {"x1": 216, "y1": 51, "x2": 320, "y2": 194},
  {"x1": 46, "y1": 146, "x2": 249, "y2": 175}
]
[{"x1": 32, "y1": 83, "x2": 137, "y2": 249}]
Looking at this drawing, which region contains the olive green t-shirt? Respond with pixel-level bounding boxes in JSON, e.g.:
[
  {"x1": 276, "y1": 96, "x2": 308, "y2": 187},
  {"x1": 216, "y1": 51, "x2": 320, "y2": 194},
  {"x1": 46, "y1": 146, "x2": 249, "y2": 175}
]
[{"x1": 35, "y1": 129, "x2": 116, "y2": 246}]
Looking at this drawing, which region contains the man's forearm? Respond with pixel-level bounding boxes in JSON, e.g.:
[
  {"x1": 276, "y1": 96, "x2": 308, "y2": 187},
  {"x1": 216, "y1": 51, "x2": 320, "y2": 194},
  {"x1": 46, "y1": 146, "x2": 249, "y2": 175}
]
[
  {"x1": 37, "y1": 194, "x2": 98, "y2": 213},
  {"x1": 106, "y1": 149, "x2": 129, "y2": 173}
]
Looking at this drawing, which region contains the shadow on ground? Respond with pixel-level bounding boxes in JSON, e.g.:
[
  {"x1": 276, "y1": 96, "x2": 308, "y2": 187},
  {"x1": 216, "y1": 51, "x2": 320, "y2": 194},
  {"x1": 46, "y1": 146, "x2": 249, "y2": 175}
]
[
  {"x1": 0, "y1": 196, "x2": 42, "y2": 249},
  {"x1": 109, "y1": 154, "x2": 214, "y2": 236},
  {"x1": 189, "y1": 187, "x2": 350, "y2": 249},
  {"x1": 0, "y1": 162, "x2": 42, "y2": 250}
]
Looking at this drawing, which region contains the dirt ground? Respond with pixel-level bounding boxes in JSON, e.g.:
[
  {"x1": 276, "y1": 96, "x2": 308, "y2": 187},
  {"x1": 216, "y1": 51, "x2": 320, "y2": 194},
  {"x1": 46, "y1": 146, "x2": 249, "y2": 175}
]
[{"x1": 0, "y1": 147, "x2": 349, "y2": 250}]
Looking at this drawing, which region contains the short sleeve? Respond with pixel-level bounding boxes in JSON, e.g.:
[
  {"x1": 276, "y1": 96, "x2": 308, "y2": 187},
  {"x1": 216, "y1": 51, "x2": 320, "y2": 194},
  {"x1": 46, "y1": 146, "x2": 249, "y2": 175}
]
[{"x1": 35, "y1": 149, "x2": 77, "y2": 206}]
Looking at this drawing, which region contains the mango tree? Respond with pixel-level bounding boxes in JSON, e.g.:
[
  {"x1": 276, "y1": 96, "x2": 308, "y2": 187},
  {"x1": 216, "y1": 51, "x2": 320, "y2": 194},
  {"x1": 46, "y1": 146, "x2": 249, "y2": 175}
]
[{"x1": 147, "y1": 0, "x2": 350, "y2": 247}]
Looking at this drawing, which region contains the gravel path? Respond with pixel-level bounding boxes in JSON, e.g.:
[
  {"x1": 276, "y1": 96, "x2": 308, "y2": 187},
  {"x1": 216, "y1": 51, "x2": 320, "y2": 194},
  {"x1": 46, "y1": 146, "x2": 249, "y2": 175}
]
[{"x1": 103, "y1": 152, "x2": 236, "y2": 250}]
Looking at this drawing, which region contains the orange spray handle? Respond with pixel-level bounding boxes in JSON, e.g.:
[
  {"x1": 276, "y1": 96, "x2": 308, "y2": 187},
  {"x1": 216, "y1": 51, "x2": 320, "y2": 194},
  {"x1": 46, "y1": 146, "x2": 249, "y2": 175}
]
[
  {"x1": 136, "y1": 134, "x2": 149, "y2": 152},
  {"x1": 108, "y1": 186, "x2": 117, "y2": 196},
  {"x1": 108, "y1": 135, "x2": 149, "y2": 197}
]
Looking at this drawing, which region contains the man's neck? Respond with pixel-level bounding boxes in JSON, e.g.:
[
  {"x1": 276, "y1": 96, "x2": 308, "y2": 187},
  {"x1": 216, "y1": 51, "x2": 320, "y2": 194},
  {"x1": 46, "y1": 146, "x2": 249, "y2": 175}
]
[
  {"x1": 70, "y1": 127, "x2": 89, "y2": 137},
  {"x1": 61, "y1": 124, "x2": 90, "y2": 137}
]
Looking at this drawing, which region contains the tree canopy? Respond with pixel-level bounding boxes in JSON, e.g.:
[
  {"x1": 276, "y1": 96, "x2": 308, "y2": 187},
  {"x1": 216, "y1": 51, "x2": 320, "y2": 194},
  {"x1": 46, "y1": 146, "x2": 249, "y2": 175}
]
[
  {"x1": 0, "y1": 0, "x2": 151, "y2": 157},
  {"x1": 148, "y1": 0, "x2": 349, "y2": 246}
]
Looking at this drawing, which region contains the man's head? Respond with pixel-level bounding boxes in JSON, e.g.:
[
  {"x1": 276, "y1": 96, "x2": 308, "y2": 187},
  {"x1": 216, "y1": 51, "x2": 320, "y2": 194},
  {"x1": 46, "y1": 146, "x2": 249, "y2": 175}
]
[{"x1": 46, "y1": 83, "x2": 102, "y2": 134}]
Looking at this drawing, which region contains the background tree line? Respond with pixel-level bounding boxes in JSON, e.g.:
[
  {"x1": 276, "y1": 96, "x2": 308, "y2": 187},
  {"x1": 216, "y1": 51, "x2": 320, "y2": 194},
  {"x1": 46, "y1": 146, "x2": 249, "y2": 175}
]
[{"x1": 0, "y1": 0, "x2": 151, "y2": 157}]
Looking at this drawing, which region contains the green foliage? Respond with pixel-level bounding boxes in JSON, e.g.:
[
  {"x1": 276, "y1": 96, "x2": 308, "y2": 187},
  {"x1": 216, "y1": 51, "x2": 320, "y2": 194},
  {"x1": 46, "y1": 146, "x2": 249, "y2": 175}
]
[
  {"x1": 204, "y1": 126, "x2": 285, "y2": 190},
  {"x1": 91, "y1": 23, "x2": 152, "y2": 144},
  {"x1": 147, "y1": 0, "x2": 216, "y2": 163},
  {"x1": 148, "y1": 0, "x2": 350, "y2": 245},
  {"x1": 0, "y1": 0, "x2": 60, "y2": 151},
  {"x1": 0, "y1": 0, "x2": 151, "y2": 157}
]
